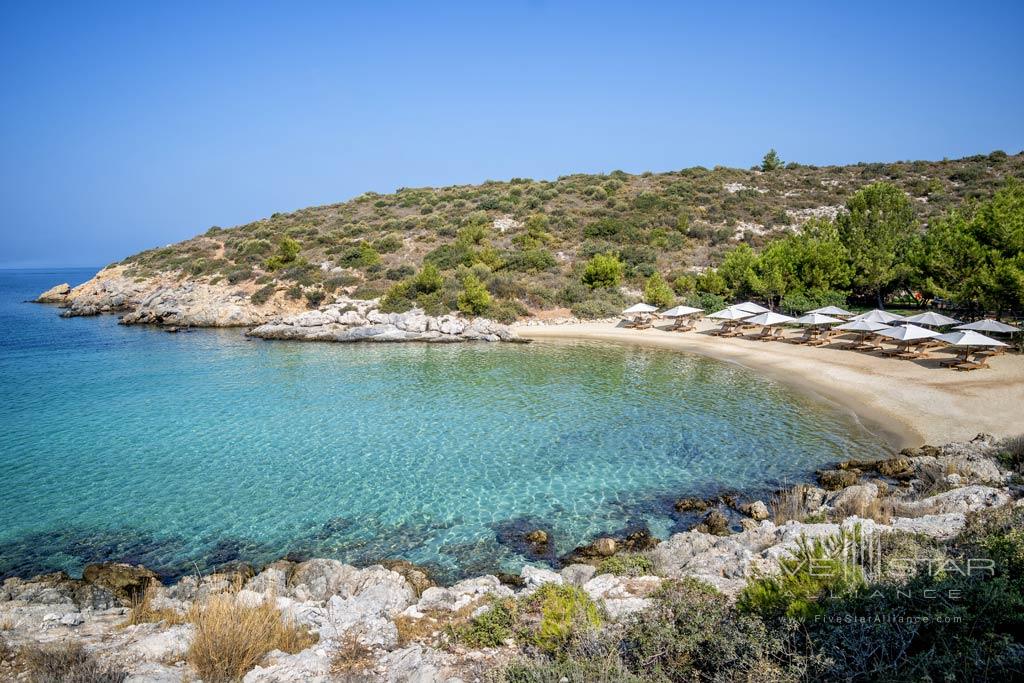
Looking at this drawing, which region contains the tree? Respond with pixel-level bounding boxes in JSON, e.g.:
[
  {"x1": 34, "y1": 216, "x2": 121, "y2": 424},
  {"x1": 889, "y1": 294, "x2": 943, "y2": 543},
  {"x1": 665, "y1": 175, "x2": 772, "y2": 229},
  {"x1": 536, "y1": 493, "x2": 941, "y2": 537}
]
[
  {"x1": 836, "y1": 182, "x2": 917, "y2": 306},
  {"x1": 761, "y1": 149, "x2": 783, "y2": 172},
  {"x1": 643, "y1": 272, "x2": 675, "y2": 307},
  {"x1": 716, "y1": 243, "x2": 761, "y2": 299},
  {"x1": 457, "y1": 273, "x2": 491, "y2": 315},
  {"x1": 581, "y1": 253, "x2": 624, "y2": 289},
  {"x1": 914, "y1": 180, "x2": 1024, "y2": 316}
]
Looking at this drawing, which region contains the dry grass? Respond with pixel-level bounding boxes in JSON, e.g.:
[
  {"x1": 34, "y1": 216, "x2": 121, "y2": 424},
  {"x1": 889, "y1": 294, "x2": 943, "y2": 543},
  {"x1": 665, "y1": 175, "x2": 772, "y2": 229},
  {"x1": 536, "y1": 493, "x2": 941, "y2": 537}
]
[
  {"x1": 833, "y1": 495, "x2": 895, "y2": 523},
  {"x1": 330, "y1": 634, "x2": 376, "y2": 679},
  {"x1": 21, "y1": 642, "x2": 127, "y2": 683},
  {"x1": 122, "y1": 584, "x2": 187, "y2": 627},
  {"x1": 770, "y1": 484, "x2": 824, "y2": 523},
  {"x1": 185, "y1": 593, "x2": 317, "y2": 682}
]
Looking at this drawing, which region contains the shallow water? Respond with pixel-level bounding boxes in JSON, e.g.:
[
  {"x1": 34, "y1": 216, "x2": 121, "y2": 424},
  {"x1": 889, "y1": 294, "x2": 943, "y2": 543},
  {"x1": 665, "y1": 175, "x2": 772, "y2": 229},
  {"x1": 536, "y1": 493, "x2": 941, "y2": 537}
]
[{"x1": 0, "y1": 268, "x2": 887, "y2": 582}]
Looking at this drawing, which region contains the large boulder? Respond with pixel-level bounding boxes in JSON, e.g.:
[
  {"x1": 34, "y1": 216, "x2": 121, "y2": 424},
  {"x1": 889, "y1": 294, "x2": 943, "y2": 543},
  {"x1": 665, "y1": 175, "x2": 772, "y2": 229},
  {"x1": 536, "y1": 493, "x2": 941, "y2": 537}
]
[{"x1": 82, "y1": 563, "x2": 159, "y2": 606}]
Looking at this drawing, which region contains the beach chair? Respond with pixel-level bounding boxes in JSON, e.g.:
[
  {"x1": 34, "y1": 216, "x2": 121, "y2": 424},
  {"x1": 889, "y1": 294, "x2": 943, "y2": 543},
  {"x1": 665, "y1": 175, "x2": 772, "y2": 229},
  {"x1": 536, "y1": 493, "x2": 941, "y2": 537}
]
[
  {"x1": 806, "y1": 329, "x2": 834, "y2": 347},
  {"x1": 789, "y1": 328, "x2": 817, "y2": 345},
  {"x1": 757, "y1": 327, "x2": 784, "y2": 342},
  {"x1": 750, "y1": 326, "x2": 774, "y2": 341},
  {"x1": 669, "y1": 317, "x2": 694, "y2": 332},
  {"x1": 621, "y1": 316, "x2": 637, "y2": 329},
  {"x1": 939, "y1": 350, "x2": 970, "y2": 367},
  {"x1": 879, "y1": 341, "x2": 912, "y2": 357},
  {"x1": 954, "y1": 355, "x2": 991, "y2": 371},
  {"x1": 633, "y1": 315, "x2": 653, "y2": 330},
  {"x1": 834, "y1": 332, "x2": 867, "y2": 350}
]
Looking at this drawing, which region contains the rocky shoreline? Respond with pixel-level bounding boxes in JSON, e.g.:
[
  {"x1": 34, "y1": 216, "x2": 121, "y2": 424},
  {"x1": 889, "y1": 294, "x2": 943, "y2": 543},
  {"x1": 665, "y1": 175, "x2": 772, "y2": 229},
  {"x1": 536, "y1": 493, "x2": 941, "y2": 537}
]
[
  {"x1": 34, "y1": 270, "x2": 519, "y2": 344},
  {"x1": 1, "y1": 434, "x2": 1018, "y2": 682},
  {"x1": 247, "y1": 299, "x2": 519, "y2": 344}
]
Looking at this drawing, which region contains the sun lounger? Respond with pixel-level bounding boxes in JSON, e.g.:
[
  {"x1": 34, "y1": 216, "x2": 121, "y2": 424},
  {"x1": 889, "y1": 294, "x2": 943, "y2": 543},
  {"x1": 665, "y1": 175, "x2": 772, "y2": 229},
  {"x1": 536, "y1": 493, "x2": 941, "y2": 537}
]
[
  {"x1": 939, "y1": 351, "x2": 970, "y2": 367},
  {"x1": 789, "y1": 329, "x2": 817, "y2": 345},
  {"x1": 879, "y1": 342, "x2": 912, "y2": 357},
  {"x1": 757, "y1": 327, "x2": 785, "y2": 342},
  {"x1": 669, "y1": 318, "x2": 694, "y2": 332},
  {"x1": 633, "y1": 316, "x2": 653, "y2": 330},
  {"x1": 954, "y1": 356, "x2": 990, "y2": 371}
]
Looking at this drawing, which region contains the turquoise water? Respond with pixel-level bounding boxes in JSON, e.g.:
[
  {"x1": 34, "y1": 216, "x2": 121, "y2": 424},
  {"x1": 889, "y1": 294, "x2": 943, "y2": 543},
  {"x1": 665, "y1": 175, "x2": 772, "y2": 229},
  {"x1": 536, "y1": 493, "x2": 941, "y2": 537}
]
[{"x1": 0, "y1": 268, "x2": 887, "y2": 582}]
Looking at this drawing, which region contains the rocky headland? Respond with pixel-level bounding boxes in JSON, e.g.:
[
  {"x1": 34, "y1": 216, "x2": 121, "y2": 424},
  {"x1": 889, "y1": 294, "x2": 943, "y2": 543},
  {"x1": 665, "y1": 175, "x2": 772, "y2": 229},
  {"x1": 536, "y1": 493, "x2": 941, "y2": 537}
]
[
  {"x1": 34, "y1": 268, "x2": 518, "y2": 344},
  {"x1": 1, "y1": 434, "x2": 1019, "y2": 682}
]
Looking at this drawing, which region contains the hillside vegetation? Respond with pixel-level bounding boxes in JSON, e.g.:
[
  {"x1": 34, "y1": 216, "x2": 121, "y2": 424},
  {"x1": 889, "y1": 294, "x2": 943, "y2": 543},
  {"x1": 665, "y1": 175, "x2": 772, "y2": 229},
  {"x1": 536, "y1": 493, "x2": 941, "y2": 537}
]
[{"x1": 117, "y1": 150, "x2": 1024, "y2": 321}]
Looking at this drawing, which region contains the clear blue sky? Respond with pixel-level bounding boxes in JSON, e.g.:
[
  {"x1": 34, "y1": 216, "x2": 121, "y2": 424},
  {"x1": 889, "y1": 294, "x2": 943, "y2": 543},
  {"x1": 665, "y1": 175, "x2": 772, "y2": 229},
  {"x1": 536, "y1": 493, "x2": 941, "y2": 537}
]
[{"x1": 1, "y1": 1, "x2": 1022, "y2": 268}]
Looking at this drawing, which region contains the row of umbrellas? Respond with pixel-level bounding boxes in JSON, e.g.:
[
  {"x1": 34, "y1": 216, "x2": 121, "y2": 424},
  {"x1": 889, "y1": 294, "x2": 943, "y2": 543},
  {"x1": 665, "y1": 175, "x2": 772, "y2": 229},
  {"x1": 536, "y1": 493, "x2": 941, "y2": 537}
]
[{"x1": 621, "y1": 300, "x2": 1019, "y2": 350}]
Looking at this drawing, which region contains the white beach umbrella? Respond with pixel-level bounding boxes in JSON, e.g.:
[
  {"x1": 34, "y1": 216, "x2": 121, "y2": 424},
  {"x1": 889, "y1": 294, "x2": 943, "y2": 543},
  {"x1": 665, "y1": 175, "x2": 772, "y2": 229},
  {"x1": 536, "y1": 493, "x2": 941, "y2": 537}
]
[
  {"x1": 955, "y1": 319, "x2": 1020, "y2": 334},
  {"x1": 903, "y1": 311, "x2": 963, "y2": 327},
  {"x1": 792, "y1": 313, "x2": 843, "y2": 326},
  {"x1": 877, "y1": 324, "x2": 939, "y2": 341},
  {"x1": 936, "y1": 330, "x2": 1008, "y2": 348},
  {"x1": 708, "y1": 307, "x2": 753, "y2": 320},
  {"x1": 733, "y1": 301, "x2": 770, "y2": 314},
  {"x1": 622, "y1": 303, "x2": 658, "y2": 315},
  {"x1": 808, "y1": 305, "x2": 854, "y2": 317},
  {"x1": 662, "y1": 305, "x2": 704, "y2": 317},
  {"x1": 834, "y1": 320, "x2": 891, "y2": 332},
  {"x1": 852, "y1": 309, "x2": 907, "y2": 324},
  {"x1": 745, "y1": 311, "x2": 795, "y2": 326}
]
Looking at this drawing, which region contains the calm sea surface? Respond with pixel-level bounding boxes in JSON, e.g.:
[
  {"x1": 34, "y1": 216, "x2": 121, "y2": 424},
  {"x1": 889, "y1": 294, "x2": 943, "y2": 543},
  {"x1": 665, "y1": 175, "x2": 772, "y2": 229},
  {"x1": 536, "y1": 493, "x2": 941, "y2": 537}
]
[{"x1": 0, "y1": 268, "x2": 887, "y2": 581}]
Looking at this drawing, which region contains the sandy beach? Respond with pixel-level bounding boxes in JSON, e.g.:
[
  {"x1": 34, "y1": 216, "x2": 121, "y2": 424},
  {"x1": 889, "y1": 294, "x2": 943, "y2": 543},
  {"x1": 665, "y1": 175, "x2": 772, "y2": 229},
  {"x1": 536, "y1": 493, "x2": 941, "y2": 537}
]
[{"x1": 516, "y1": 319, "x2": 1024, "y2": 449}]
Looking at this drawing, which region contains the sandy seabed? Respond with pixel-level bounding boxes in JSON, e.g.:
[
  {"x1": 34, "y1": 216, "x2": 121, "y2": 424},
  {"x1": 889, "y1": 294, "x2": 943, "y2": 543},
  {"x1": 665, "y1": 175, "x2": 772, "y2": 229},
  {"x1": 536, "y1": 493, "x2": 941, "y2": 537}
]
[{"x1": 516, "y1": 319, "x2": 1024, "y2": 449}]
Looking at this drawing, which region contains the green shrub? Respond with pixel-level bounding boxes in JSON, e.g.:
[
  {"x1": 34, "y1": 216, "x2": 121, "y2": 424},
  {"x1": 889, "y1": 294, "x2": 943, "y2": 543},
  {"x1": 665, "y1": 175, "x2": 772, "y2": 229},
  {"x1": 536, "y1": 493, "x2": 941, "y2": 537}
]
[
  {"x1": 596, "y1": 554, "x2": 654, "y2": 577},
  {"x1": 522, "y1": 584, "x2": 602, "y2": 654},
  {"x1": 285, "y1": 284, "x2": 304, "y2": 300},
  {"x1": 385, "y1": 265, "x2": 416, "y2": 281},
  {"x1": 621, "y1": 578, "x2": 801, "y2": 681},
  {"x1": 304, "y1": 289, "x2": 326, "y2": 308},
  {"x1": 227, "y1": 267, "x2": 253, "y2": 284},
  {"x1": 265, "y1": 237, "x2": 301, "y2": 271},
  {"x1": 323, "y1": 273, "x2": 359, "y2": 291},
  {"x1": 505, "y1": 248, "x2": 557, "y2": 272},
  {"x1": 737, "y1": 529, "x2": 867, "y2": 620},
  {"x1": 411, "y1": 263, "x2": 443, "y2": 294},
  {"x1": 571, "y1": 297, "x2": 622, "y2": 319},
  {"x1": 336, "y1": 241, "x2": 381, "y2": 269},
  {"x1": 250, "y1": 283, "x2": 277, "y2": 305},
  {"x1": 487, "y1": 298, "x2": 528, "y2": 324},
  {"x1": 581, "y1": 253, "x2": 624, "y2": 289},
  {"x1": 453, "y1": 598, "x2": 517, "y2": 648},
  {"x1": 425, "y1": 242, "x2": 474, "y2": 270},
  {"x1": 457, "y1": 273, "x2": 492, "y2": 316},
  {"x1": 373, "y1": 235, "x2": 402, "y2": 253},
  {"x1": 499, "y1": 654, "x2": 644, "y2": 683}
]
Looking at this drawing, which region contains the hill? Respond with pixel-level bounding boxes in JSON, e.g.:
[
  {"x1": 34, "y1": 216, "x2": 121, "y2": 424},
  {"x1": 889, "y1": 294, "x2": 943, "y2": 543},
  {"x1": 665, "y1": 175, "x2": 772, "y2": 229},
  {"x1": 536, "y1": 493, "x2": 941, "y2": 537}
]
[{"x1": 52, "y1": 150, "x2": 1024, "y2": 324}]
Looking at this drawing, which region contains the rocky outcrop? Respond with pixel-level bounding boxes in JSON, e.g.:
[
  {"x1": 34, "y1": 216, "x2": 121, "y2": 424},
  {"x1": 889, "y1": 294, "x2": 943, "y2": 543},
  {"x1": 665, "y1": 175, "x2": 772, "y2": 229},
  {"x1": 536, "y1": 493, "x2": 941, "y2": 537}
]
[
  {"x1": 248, "y1": 300, "x2": 519, "y2": 344},
  {"x1": 35, "y1": 265, "x2": 304, "y2": 326},
  {"x1": 34, "y1": 282, "x2": 71, "y2": 303}
]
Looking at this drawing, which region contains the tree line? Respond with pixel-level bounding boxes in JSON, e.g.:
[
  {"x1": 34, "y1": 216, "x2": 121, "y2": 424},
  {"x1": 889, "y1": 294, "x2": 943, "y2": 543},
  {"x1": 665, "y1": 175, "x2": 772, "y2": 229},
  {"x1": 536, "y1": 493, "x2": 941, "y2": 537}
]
[{"x1": 635, "y1": 178, "x2": 1024, "y2": 317}]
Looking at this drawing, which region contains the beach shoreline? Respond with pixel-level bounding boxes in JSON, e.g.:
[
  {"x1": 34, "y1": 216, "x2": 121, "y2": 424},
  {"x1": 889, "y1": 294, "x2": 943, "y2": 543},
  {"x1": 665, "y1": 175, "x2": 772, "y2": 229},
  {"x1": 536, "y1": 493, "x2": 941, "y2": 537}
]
[{"x1": 516, "y1": 320, "x2": 1024, "y2": 449}]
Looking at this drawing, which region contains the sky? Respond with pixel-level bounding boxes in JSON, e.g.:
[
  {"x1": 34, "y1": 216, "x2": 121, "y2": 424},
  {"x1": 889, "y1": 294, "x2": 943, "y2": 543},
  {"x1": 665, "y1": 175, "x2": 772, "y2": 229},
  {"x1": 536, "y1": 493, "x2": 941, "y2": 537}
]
[{"x1": 1, "y1": 1, "x2": 1022, "y2": 268}]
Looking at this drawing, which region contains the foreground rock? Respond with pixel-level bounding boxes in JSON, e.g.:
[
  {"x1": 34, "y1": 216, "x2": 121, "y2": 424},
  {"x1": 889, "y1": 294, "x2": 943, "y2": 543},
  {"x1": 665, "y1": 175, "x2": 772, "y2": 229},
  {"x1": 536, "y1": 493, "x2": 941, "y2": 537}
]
[{"x1": 248, "y1": 301, "x2": 519, "y2": 344}]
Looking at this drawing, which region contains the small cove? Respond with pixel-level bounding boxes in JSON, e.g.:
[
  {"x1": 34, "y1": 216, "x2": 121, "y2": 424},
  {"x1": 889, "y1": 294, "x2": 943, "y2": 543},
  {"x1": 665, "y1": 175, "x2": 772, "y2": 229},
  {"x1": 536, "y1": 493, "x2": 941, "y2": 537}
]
[{"x1": 0, "y1": 269, "x2": 888, "y2": 582}]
